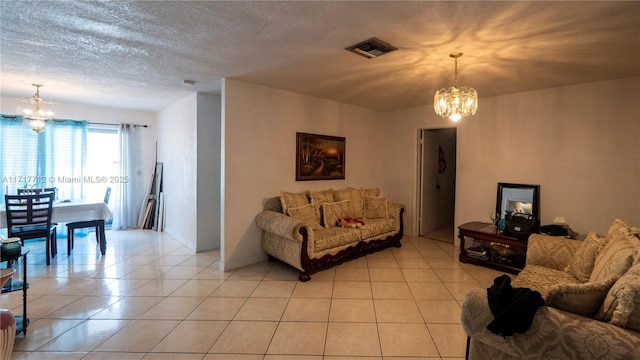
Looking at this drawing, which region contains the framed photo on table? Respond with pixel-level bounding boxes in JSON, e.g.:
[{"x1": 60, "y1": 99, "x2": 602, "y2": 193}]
[{"x1": 296, "y1": 132, "x2": 345, "y2": 181}]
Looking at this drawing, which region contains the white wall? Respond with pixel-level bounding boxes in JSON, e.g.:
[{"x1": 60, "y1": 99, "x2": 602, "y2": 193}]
[
  {"x1": 157, "y1": 94, "x2": 198, "y2": 249},
  {"x1": 196, "y1": 93, "x2": 222, "y2": 251},
  {"x1": 383, "y1": 77, "x2": 640, "y2": 238},
  {"x1": 221, "y1": 79, "x2": 386, "y2": 271},
  {"x1": 382, "y1": 110, "x2": 457, "y2": 236},
  {"x1": 157, "y1": 92, "x2": 222, "y2": 251},
  {"x1": 0, "y1": 96, "x2": 157, "y2": 223}
]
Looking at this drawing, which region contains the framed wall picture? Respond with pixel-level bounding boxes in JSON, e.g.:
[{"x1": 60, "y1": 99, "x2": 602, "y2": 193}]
[{"x1": 296, "y1": 132, "x2": 346, "y2": 181}]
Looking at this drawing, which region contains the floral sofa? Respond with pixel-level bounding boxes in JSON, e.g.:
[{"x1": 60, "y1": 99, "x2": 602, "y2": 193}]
[
  {"x1": 462, "y1": 219, "x2": 640, "y2": 359},
  {"x1": 255, "y1": 188, "x2": 404, "y2": 281}
]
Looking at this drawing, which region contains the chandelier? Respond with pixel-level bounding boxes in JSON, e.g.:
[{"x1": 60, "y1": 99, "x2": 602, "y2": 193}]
[
  {"x1": 18, "y1": 84, "x2": 57, "y2": 132},
  {"x1": 434, "y1": 52, "x2": 478, "y2": 121}
]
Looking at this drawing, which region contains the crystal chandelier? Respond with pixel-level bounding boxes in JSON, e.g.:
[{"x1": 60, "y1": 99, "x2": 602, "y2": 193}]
[
  {"x1": 434, "y1": 52, "x2": 478, "y2": 121},
  {"x1": 18, "y1": 84, "x2": 57, "y2": 132}
]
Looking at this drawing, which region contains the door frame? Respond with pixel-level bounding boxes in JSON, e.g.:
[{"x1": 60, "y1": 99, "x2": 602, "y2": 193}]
[{"x1": 415, "y1": 127, "x2": 458, "y2": 243}]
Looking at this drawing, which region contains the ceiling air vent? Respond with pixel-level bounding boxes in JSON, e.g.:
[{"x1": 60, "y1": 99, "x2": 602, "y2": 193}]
[{"x1": 345, "y1": 37, "x2": 397, "y2": 59}]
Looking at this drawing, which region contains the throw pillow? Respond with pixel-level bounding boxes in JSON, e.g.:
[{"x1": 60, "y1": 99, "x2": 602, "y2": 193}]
[
  {"x1": 280, "y1": 191, "x2": 309, "y2": 215},
  {"x1": 596, "y1": 262, "x2": 640, "y2": 331},
  {"x1": 362, "y1": 188, "x2": 381, "y2": 197},
  {"x1": 309, "y1": 189, "x2": 335, "y2": 225},
  {"x1": 287, "y1": 203, "x2": 322, "y2": 230},
  {"x1": 364, "y1": 196, "x2": 388, "y2": 219},
  {"x1": 334, "y1": 188, "x2": 364, "y2": 218},
  {"x1": 322, "y1": 200, "x2": 351, "y2": 228},
  {"x1": 607, "y1": 219, "x2": 629, "y2": 239},
  {"x1": 589, "y1": 226, "x2": 640, "y2": 283},
  {"x1": 546, "y1": 277, "x2": 618, "y2": 318},
  {"x1": 564, "y1": 232, "x2": 607, "y2": 283}
]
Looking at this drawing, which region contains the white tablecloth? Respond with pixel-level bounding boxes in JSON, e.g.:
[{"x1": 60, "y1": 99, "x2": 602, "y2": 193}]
[{"x1": 0, "y1": 200, "x2": 113, "y2": 228}]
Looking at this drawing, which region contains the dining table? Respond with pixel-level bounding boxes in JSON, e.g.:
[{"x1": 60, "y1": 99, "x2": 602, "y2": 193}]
[{"x1": 0, "y1": 199, "x2": 113, "y2": 255}]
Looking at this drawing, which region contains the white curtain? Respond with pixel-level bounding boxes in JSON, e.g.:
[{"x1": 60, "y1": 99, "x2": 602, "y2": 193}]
[
  {"x1": 112, "y1": 123, "x2": 136, "y2": 229},
  {"x1": 0, "y1": 115, "x2": 87, "y2": 201}
]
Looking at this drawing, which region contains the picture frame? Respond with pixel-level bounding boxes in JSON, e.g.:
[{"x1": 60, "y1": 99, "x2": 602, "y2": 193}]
[{"x1": 296, "y1": 132, "x2": 346, "y2": 181}]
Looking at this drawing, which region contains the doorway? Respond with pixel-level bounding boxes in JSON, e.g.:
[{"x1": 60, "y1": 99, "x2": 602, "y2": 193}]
[{"x1": 418, "y1": 128, "x2": 457, "y2": 243}]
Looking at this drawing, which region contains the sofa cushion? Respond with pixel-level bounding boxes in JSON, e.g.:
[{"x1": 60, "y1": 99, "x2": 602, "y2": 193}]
[
  {"x1": 280, "y1": 191, "x2": 309, "y2": 215},
  {"x1": 597, "y1": 262, "x2": 640, "y2": 331},
  {"x1": 589, "y1": 226, "x2": 639, "y2": 283},
  {"x1": 309, "y1": 189, "x2": 335, "y2": 224},
  {"x1": 564, "y1": 232, "x2": 608, "y2": 283},
  {"x1": 364, "y1": 196, "x2": 388, "y2": 219},
  {"x1": 322, "y1": 200, "x2": 351, "y2": 228},
  {"x1": 545, "y1": 277, "x2": 618, "y2": 318},
  {"x1": 313, "y1": 226, "x2": 362, "y2": 252},
  {"x1": 607, "y1": 218, "x2": 630, "y2": 238},
  {"x1": 287, "y1": 203, "x2": 322, "y2": 230},
  {"x1": 525, "y1": 234, "x2": 581, "y2": 271},
  {"x1": 363, "y1": 188, "x2": 381, "y2": 197},
  {"x1": 512, "y1": 264, "x2": 580, "y2": 299},
  {"x1": 358, "y1": 218, "x2": 396, "y2": 239},
  {"x1": 334, "y1": 188, "x2": 365, "y2": 218}
]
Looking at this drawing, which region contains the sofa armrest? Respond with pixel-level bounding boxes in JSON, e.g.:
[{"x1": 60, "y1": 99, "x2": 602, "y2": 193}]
[
  {"x1": 462, "y1": 288, "x2": 640, "y2": 359},
  {"x1": 526, "y1": 234, "x2": 583, "y2": 271},
  {"x1": 255, "y1": 210, "x2": 306, "y2": 242}
]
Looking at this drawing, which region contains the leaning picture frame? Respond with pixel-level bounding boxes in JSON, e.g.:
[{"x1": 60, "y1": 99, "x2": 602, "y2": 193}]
[{"x1": 296, "y1": 132, "x2": 346, "y2": 181}]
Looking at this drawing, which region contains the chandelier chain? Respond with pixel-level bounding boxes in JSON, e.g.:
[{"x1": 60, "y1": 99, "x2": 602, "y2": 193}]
[{"x1": 454, "y1": 57, "x2": 458, "y2": 88}]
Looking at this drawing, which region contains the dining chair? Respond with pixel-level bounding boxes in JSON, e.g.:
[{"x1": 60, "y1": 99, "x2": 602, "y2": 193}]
[
  {"x1": 65, "y1": 186, "x2": 111, "y2": 256},
  {"x1": 17, "y1": 187, "x2": 57, "y2": 199},
  {"x1": 4, "y1": 193, "x2": 58, "y2": 265}
]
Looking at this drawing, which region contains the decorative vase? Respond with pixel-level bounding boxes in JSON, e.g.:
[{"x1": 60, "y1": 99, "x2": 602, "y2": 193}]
[
  {"x1": 497, "y1": 211, "x2": 511, "y2": 232},
  {"x1": 0, "y1": 309, "x2": 16, "y2": 360}
]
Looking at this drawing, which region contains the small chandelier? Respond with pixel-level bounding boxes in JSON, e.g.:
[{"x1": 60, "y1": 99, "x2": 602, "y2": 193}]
[
  {"x1": 434, "y1": 52, "x2": 478, "y2": 121},
  {"x1": 18, "y1": 84, "x2": 57, "y2": 132}
]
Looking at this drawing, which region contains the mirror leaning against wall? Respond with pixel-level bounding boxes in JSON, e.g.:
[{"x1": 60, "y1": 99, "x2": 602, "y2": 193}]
[{"x1": 495, "y1": 182, "x2": 540, "y2": 221}]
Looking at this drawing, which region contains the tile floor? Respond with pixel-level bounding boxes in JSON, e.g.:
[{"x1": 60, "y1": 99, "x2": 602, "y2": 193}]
[{"x1": 1, "y1": 229, "x2": 507, "y2": 359}]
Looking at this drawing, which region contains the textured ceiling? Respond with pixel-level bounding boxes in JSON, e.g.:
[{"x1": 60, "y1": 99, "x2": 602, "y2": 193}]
[{"x1": 1, "y1": 1, "x2": 639, "y2": 112}]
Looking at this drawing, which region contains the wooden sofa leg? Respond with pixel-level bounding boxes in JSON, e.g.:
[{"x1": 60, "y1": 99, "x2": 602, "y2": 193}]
[
  {"x1": 465, "y1": 336, "x2": 470, "y2": 360},
  {"x1": 298, "y1": 272, "x2": 311, "y2": 282}
]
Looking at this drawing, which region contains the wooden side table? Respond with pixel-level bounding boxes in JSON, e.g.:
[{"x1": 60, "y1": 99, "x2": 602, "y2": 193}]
[
  {"x1": 458, "y1": 221, "x2": 527, "y2": 274},
  {"x1": 1, "y1": 247, "x2": 30, "y2": 335},
  {"x1": 0, "y1": 268, "x2": 16, "y2": 359}
]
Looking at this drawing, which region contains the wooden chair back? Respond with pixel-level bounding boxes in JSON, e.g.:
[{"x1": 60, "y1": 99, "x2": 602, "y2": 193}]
[
  {"x1": 17, "y1": 187, "x2": 57, "y2": 200},
  {"x1": 4, "y1": 193, "x2": 55, "y2": 235}
]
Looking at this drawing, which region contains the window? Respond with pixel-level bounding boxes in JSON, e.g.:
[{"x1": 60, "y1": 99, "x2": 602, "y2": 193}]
[
  {"x1": 85, "y1": 126, "x2": 119, "y2": 202},
  {"x1": 0, "y1": 116, "x2": 87, "y2": 201}
]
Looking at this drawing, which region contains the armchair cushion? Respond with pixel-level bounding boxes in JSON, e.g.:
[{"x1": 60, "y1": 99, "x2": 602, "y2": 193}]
[{"x1": 564, "y1": 231, "x2": 608, "y2": 282}]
